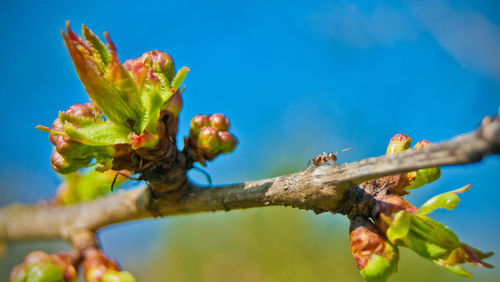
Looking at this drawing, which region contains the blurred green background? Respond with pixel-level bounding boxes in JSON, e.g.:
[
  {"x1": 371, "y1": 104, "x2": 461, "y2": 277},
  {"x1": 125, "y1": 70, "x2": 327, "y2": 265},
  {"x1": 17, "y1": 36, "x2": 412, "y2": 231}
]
[{"x1": 1, "y1": 0, "x2": 500, "y2": 281}]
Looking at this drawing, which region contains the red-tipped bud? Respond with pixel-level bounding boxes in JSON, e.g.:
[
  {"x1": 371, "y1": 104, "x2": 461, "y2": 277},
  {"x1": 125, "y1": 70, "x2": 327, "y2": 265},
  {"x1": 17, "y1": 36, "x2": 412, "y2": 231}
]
[
  {"x1": 209, "y1": 113, "x2": 230, "y2": 131},
  {"x1": 124, "y1": 50, "x2": 175, "y2": 89},
  {"x1": 414, "y1": 140, "x2": 432, "y2": 149},
  {"x1": 350, "y1": 217, "x2": 399, "y2": 281},
  {"x1": 386, "y1": 133, "x2": 411, "y2": 155}
]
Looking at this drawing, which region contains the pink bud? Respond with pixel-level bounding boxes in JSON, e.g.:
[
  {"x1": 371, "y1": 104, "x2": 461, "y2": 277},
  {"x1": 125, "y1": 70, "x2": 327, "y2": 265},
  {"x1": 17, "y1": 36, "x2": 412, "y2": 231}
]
[
  {"x1": 191, "y1": 115, "x2": 210, "y2": 134},
  {"x1": 65, "y1": 103, "x2": 102, "y2": 119},
  {"x1": 210, "y1": 113, "x2": 230, "y2": 131},
  {"x1": 164, "y1": 91, "x2": 183, "y2": 117},
  {"x1": 51, "y1": 151, "x2": 90, "y2": 174},
  {"x1": 414, "y1": 140, "x2": 432, "y2": 149},
  {"x1": 24, "y1": 251, "x2": 52, "y2": 265}
]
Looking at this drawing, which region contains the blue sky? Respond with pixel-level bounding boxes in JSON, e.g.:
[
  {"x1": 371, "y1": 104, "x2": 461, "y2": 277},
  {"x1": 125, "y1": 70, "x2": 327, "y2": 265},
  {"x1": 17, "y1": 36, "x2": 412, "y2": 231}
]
[{"x1": 0, "y1": 0, "x2": 499, "y2": 278}]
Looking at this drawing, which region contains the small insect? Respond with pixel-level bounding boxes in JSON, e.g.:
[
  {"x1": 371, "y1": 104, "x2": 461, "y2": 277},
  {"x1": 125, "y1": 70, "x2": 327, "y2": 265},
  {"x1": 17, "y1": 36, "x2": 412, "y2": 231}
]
[{"x1": 306, "y1": 148, "x2": 353, "y2": 169}]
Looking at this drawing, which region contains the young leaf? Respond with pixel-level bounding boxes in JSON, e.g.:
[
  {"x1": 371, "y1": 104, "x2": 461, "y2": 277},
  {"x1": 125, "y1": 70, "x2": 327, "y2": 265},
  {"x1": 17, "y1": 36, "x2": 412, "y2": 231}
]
[
  {"x1": 171, "y1": 66, "x2": 190, "y2": 92},
  {"x1": 418, "y1": 185, "x2": 471, "y2": 215},
  {"x1": 82, "y1": 24, "x2": 110, "y2": 66},
  {"x1": 386, "y1": 210, "x2": 411, "y2": 244},
  {"x1": 62, "y1": 23, "x2": 141, "y2": 130},
  {"x1": 64, "y1": 122, "x2": 131, "y2": 146}
]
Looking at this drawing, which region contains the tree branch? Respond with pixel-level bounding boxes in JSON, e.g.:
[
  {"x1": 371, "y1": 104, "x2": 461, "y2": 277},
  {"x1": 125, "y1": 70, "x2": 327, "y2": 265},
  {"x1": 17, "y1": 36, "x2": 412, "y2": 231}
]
[{"x1": 1, "y1": 115, "x2": 499, "y2": 242}]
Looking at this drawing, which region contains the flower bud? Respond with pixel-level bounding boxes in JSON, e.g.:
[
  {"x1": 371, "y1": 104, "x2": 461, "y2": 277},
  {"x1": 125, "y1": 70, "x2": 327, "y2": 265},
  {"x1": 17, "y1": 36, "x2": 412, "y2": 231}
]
[
  {"x1": 83, "y1": 248, "x2": 121, "y2": 282},
  {"x1": 198, "y1": 127, "x2": 221, "y2": 154},
  {"x1": 101, "y1": 270, "x2": 136, "y2": 282},
  {"x1": 218, "y1": 131, "x2": 237, "y2": 154},
  {"x1": 51, "y1": 151, "x2": 91, "y2": 174},
  {"x1": 164, "y1": 91, "x2": 183, "y2": 117},
  {"x1": 10, "y1": 264, "x2": 28, "y2": 282},
  {"x1": 209, "y1": 113, "x2": 230, "y2": 131},
  {"x1": 124, "y1": 50, "x2": 175, "y2": 91},
  {"x1": 350, "y1": 216, "x2": 399, "y2": 281},
  {"x1": 10, "y1": 251, "x2": 77, "y2": 282},
  {"x1": 386, "y1": 133, "x2": 411, "y2": 155},
  {"x1": 65, "y1": 103, "x2": 103, "y2": 120},
  {"x1": 49, "y1": 103, "x2": 104, "y2": 160},
  {"x1": 190, "y1": 115, "x2": 210, "y2": 135},
  {"x1": 185, "y1": 114, "x2": 238, "y2": 164},
  {"x1": 405, "y1": 140, "x2": 441, "y2": 190}
]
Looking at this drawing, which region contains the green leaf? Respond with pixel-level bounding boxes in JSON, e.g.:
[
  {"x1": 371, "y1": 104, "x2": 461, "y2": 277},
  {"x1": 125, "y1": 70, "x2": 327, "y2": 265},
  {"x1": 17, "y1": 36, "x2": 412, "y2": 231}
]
[
  {"x1": 63, "y1": 28, "x2": 141, "y2": 130},
  {"x1": 60, "y1": 169, "x2": 128, "y2": 205},
  {"x1": 103, "y1": 33, "x2": 144, "y2": 132},
  {"x1": 82, "y1": 24, "x2": 110, "y2": 66},
  {"x1": 59, "y1": 111, "x2": 104, "y2": 126},
  {"x1": 64, "y1": 121, "x2": 131, "y2": 146},
  {"x1": 386, "y1": 210, "x2": 411, "y2": 244},
  {"x1": 434, "y1": 261, "x2": 472, "y2": 278},
  {"x1": 411, "y1": 215, "x2": 460, "y2": 248},
  {"x1": 418, "y1": 185, "x2": 471, "y2": 215},
  {"x1": 154, "y1": 72, "x2": 173, "y2": 100},
  {"x1": 171, "y1": 66, "x2": 190, "y2": 92},
  {"x1": 35, "y1": 125, "x2": 68, "y2": 136},
  {"x1": 139, "y1": 86, "x2": 165, "y2": 133}
]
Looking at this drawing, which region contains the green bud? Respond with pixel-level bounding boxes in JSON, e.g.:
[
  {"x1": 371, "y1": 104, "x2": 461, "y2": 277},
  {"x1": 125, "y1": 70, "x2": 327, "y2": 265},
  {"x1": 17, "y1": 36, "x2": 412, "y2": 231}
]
[
  {"x1": 50, "y1": 151, "x2": 91, "y2": 174},
  {"x1": 10, "y1": 251, "x2": 75, "y2": 282},
  {"x1": 25, "y1": 262, "x2": 65, "y2": 282},
  {"x1": 10, "y1": 264, "x2": 28, "y2": 282},
  {"x1": 350, "y1": 217, "x2": 399, "y2": 282},
  {"x1": 218, "y1": 131, "x2": 237, "y2": 154},
  {"x1": 101, "y1": 270, "x2": 136, "y2": 282},
  {"x1": 405, "y1": 140, "x2": 441, "y2": 190},
  {"x1": 198, "y1": 127, "x2": 220, "y2": 154},
  {"x1": 386, "y1": 133, "x2": 411, "y2": 155}
]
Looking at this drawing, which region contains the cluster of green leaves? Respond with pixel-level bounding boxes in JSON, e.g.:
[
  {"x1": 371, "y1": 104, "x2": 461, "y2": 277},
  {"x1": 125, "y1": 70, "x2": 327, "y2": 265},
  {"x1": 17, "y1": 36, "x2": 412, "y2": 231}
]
[
  {"x1": 37, "y1": 23, "x2": 190, "y2": 169},
  {"x1": 385, "y1": 185, "x2": 493, "y2": 278}
]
